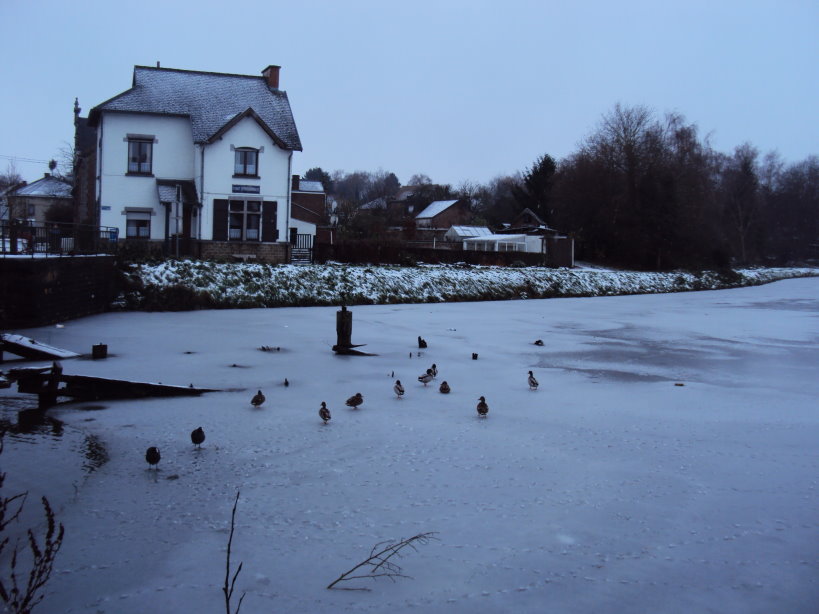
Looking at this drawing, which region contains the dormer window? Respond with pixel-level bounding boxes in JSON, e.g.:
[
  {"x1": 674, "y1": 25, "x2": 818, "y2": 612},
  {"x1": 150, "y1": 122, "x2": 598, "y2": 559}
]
[{"x1": 234, "y1": 148, "x2": 258, "y2": 177}]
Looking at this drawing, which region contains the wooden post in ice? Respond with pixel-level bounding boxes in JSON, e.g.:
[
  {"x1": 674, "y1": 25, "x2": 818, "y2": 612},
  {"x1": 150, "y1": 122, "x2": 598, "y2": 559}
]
[
  {"x1": 335, "y1": 305, "x2": 353, "y2": 350},
  {"x1": 332, "y1": 305, "x2": 375, "y2": 356},
  {"x1": 38, "y1": 360, "x2": 62, "y2": 410}
]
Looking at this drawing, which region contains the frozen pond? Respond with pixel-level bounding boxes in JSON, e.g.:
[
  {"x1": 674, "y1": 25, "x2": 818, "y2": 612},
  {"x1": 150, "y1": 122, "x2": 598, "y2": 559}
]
[{"x1": 1, "y1": 277, "x2": 817, "y2": 613}]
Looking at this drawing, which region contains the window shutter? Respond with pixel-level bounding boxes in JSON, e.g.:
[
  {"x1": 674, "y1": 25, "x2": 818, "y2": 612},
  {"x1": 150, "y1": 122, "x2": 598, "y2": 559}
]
[
  {"x1": 213, "y1": 199, "x2": 228, "y2": 240},
  {"x1": 262, "y1": 201, "x2": 278, "y2": 242}
]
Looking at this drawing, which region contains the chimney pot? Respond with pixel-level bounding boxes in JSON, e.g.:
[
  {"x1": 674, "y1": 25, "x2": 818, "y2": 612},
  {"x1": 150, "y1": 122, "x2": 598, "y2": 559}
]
[{"x1": 262, "y1": 65, "x2": 281, "y2": 89}]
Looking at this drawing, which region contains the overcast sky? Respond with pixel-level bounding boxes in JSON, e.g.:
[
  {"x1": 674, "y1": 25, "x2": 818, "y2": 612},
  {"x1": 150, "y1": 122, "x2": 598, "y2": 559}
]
[{"x1": 1, "y1": 0, "x2": 816, "y2": 187}]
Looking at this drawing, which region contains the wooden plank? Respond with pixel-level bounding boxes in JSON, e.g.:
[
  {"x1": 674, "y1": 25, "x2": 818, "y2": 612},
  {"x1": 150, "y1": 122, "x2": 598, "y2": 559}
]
[{"x1": 1, "y1": 333, "x2": 80, "y2": 361}]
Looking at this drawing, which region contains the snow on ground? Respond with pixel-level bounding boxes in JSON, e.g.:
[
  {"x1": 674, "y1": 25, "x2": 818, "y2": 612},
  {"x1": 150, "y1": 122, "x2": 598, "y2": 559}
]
[
  {"x1": 119, "y1": 261, "x2": 818, "y2": 308},
  {"x1": 1, "y1": 277, "x2": 818, "y2": 613}
]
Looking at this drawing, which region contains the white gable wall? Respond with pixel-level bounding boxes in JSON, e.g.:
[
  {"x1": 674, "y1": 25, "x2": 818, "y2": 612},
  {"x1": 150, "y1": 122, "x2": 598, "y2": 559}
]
[
  {"x1": 98, "y1": 113, "x2": 194, "y2": 238},
  {"x1": 198, "y1": 116, "x2": 291, "y2": 241}
]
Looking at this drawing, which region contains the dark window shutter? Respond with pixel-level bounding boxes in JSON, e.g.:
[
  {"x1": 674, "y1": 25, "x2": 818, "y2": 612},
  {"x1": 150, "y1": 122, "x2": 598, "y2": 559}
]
[
  {"x1": 262, "y1": 201, "x2": 278, "y2": 242},
  {"x1": 213, "y1": 199, "x2": 228, "y2": 240}
]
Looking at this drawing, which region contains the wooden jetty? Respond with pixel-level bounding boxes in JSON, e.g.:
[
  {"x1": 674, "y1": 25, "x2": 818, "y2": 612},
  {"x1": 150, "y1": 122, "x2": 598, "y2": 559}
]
[
  {"x1": 7, "y1": 361, "x2": 217, "y2": 409},
  {"x1": 1, "y1": 333, "x2": 80, "y2": 362}
]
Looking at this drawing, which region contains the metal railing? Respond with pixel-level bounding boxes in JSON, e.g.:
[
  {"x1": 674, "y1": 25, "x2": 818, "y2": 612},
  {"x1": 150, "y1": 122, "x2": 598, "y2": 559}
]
[{"x1": 1, "y1": 220, "x2": 119, "y2": 257}]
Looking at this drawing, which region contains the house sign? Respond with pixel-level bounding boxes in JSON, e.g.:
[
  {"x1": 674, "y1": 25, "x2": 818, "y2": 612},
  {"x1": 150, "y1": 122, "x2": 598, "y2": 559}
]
[{"x1": 232, "y1": 185, "x2": 260, "y2": 194}]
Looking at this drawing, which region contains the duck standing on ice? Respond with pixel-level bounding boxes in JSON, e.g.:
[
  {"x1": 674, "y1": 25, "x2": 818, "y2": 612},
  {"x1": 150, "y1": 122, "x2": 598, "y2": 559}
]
[
  {"x1": 418, "y1": 369, "x2": 433, "y2": 386},
  {"x1": 346, "y1": 392, "x2": 364, "y2": 409},
  {"x1": 319, "y1": 402, "x2": 331, "y2": 424},
  {"x1": 476, "y1": 396, "x2": 489, "y2": 417},
  {"x1": 394, "y1": 380, "x2": 405, "y2": 398},
  {"x1": 251, "y1": 390, "x2": 266, "y2": 407}
]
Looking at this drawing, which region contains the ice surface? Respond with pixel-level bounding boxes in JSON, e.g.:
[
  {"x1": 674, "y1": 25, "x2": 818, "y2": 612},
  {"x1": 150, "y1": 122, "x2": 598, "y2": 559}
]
[{"x1": 1, "y1": 278, "x2": 817, "y2": 613}]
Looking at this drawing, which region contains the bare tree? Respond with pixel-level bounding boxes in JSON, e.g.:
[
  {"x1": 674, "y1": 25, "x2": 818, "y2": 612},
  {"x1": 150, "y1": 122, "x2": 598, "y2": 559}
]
[
  {"x1": 0, "y1": 434, "x2": 65, "y2": 614},
  {"x1": 327, "y1": 532, "x2": 438, "y2": 591}
]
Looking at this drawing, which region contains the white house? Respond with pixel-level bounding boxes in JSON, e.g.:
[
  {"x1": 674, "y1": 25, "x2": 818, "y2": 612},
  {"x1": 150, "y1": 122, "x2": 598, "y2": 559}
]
[{"x1": 85, "y1": 64, "x2": 302, "y2": 262}]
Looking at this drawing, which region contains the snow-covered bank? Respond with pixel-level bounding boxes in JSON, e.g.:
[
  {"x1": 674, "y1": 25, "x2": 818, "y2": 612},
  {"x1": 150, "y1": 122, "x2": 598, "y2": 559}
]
[
  {"x1": 1, "y1": 277, "x2": 816, "y2": 613},
  {"x1": 118, "y1": 261, "x2": 818, "y2": 310}
]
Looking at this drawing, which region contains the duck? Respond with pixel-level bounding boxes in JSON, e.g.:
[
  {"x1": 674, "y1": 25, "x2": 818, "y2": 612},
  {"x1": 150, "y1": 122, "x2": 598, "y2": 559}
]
[
  {"x1": 319, "y1": 402, "x2": 331, "y2": 424},
  {"x1": 284, "y1": 378, "x2": 289, "y2": 387},
  {"x1": 145, "y1": 446, "x2": 161, "y2": 469},
  {"x1": 394, "y1": 380, "x2": 405, "y2": 398},
  {"x1": 534, "y1": 339, "x2": 544, "y2": 346},
  {"x1": 346, "y1": 392, "x2": 364, "y2": 409},
  {"x1": 418, "y1": 369, "x2": 433, "y2": 386},
  {"x1": 527, "y1": 370, "x2": 539, "y2": 390},
  {"x1": 476, "y1": 396, "x2": 489, "y2": 417},
  {"x1": 190, "y1": 427, "x2": 205, "y2": 449},
  {"x1": 439, "y1": 381, "x2": 450, "y2": 394},
  {"x1": 251, "y1": 390, "x2": 265, "y2": 407},
  {"x1": 430, "y1": 363, "x2": 438, "y2": 378},
  {"x1": 418, "y1": 336, "x2": 427, "y2": 349}
]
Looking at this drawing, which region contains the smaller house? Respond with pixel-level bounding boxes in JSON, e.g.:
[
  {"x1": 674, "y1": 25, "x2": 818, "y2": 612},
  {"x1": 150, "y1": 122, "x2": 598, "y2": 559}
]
[
  {"x1": 415, "y1": 199, "x2": 470, "y2": 229},
  {"x1": 6, "y1": 173, "x2": 72, "y2": 223},
  {"x1": 489, "y1": 207, "x2": 575, "y2": 266},
  {"x1": 444, "y1": 225, "x2": 492, "y2": 242},
  {"x1": 290, "y1": 174, "x2": 329, "y2": 261}
]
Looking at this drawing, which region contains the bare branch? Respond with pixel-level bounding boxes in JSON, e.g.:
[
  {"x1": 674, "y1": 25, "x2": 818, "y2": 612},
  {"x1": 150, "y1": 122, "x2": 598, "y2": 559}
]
[
  {"x1": 327, "y1": 532, "x2": 438, "y2": 590},
  {"x1": 222, "y1": 491, "x2": 246, "y2": 614}
]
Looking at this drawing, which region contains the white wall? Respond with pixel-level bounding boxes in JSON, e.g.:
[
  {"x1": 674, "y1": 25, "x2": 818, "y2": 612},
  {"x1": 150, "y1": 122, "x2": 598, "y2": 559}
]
[
  {"x1": 199, "y1": 116, "x2": 291, "y2": 241},
  {"x1": 97, "y1": 113, "x2": 194, "y2": 238},
  {"x1": 97, "y1": 112, "x2": 293, "y2": 242}
]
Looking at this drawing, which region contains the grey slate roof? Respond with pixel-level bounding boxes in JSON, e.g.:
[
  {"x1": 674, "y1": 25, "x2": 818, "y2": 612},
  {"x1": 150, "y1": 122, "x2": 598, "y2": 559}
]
[
  {"x1": 14, "y1": 174, "x2": 72, "y2": 198},
  {"x1": 90, "y1": 66, "x2": 302, "y2": 151},
  {"x1": 156, "y1": 179, "x2": 199, "y2": 205}
]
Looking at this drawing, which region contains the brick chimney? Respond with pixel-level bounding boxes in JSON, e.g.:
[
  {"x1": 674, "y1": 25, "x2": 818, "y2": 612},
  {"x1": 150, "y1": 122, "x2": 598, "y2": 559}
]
[{"x1": 262, "y1": 65, "x2": 280, "y2": 89}]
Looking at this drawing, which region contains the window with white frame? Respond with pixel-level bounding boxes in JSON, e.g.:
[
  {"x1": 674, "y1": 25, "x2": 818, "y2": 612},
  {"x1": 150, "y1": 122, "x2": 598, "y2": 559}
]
[
  {"x1": 127, "y1": 139, "x2": 153, "y2": 174},
  {"x1": 234, "y1": 148, "x2": 258, "y2": 177},
  {"x1": 228, "y1": 200, "x2": 261, "y2": 241},
  {"x1": 126, "y1": 211, "x2": 151, "y2": 238}
]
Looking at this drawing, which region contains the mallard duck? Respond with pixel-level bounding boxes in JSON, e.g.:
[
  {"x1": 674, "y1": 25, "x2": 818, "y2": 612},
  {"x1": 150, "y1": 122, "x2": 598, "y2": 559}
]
[
  {"x1": 190, "y1": 427, "x2": 205, "y2": 449},
  {"x1": 527, "y1": 370, "x2": 539, "y2": 390},
  {"x1": 476, "y1": 396, "x2": 489, "y2": 417},
  {"x1": 145, "y1": 446, "x2": 161, "y2": 469},
  {"x1": 418, "y1": 369, "x2": 433, "y2": 386},
  {"x1": 418, "y1": 336, "x2": 427, "y2": 349},
  {"x1": 439, "y1": 381, "x2": 450, "y2": 394},
  {"x1": 394, "y1": 380, "x2": 405, "y2": 398},
  {"x1": 251, "y1": 390, "x2": 265, "y2": 407},
  {"x1": 534, "y1": 339, "x2": 544, "y2": 346},
  {"x1": 319, "y1": 402, "x2": 331, "y2": 424},
  {"x1": 346, "y1": 392, "x2": 364, "y2": 409},
  {"x1": 430, "y1": 363, "x2": 438, "y2": 377}
]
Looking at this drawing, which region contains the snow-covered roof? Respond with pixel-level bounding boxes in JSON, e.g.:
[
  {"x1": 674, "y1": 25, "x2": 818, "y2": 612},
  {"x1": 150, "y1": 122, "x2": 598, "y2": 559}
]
[
  {"x1": 14, "y1": 174, "x2": 71, "y2": 198},
  {"x1": 360, "y1": 197, "x2": 387, "y2": 210},
  {"x1": 90, "y1": 66, "x2": 302, "y2": 150},
  {"x1": 416, "y1": 199, "x2": 459, "y2": 219},
  {"x1": 297, "y1": 180, "x2": 324, "y2": 192},
  {"x1": 447, "y1": 226, "x2": 492, "y2": 238}
]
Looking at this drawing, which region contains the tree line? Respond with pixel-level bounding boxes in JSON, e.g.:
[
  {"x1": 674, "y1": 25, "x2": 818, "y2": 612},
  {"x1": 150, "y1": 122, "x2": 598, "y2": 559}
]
[{"x1": 307, "y1": 103, "x2": 817, "y2": 270}]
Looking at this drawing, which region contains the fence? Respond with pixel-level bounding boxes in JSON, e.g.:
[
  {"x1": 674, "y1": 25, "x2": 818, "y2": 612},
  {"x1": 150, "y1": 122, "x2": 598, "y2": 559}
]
[{"x1": 0, "y1": 220, "x2": 119, "y2": 257}]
